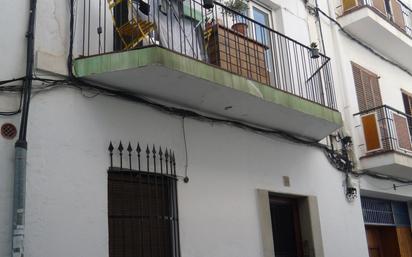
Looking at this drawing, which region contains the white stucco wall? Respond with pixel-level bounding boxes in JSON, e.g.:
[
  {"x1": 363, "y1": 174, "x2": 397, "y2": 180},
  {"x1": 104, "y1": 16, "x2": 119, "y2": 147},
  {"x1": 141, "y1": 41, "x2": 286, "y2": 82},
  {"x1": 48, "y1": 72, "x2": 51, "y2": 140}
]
[{"x1": 0, "y1": 87, "x2": 368, "y2": 257}]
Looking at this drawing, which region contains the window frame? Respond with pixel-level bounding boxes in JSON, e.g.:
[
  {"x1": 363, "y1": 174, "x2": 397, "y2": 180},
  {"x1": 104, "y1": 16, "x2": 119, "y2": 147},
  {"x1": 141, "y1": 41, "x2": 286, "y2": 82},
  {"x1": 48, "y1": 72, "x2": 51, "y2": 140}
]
[
  {"x1": 257, "y1": 190, "x2": 325, "y2": 257},
  {"x1": 107, "y1": 168, "x2": 181, "y2": 257}
]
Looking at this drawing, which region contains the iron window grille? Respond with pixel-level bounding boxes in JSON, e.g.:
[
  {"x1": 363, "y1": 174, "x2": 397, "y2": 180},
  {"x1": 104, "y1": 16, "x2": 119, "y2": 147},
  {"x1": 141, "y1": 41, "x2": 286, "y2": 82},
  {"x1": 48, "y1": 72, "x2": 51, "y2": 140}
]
[
  {"x1": 361, "y1": 196, "x2": 411, "y2": 227},
  {"x1": 108, "y1": 141, "x2": 181, "y2": 257}
]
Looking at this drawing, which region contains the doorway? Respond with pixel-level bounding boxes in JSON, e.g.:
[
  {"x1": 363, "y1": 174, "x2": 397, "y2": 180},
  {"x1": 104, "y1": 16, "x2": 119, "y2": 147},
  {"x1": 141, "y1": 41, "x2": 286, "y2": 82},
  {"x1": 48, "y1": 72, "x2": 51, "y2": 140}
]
[
  {"x1": 270, "y1": 196, "x2": 303, "y2": 257},
  {"x1": 362, "y1": 197, "x2": 412, "y2": 257}
]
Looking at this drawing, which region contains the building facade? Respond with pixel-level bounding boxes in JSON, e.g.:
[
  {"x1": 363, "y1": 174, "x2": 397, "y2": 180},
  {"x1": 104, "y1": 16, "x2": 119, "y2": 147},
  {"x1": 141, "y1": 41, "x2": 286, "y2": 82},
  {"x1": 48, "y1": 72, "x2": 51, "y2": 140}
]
[{"x1": 0, "y1": 0, "x2": 411, "y2": 257}]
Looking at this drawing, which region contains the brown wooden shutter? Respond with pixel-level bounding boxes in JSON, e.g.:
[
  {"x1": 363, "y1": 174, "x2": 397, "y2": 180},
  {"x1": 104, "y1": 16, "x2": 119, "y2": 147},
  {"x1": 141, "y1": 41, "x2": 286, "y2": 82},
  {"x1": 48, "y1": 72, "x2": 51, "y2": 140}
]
[
  {"x1": 393, "y1": 113, "x2": 412, "y2": 150},
  {"x1": 352, "y1": 63, "x2": 383, "y2": 112},
  {"x1": 353, "y1": 63, "x2": 366, "y2": 111},
  {"x1": 391, "y1": 0, "x2": 406, "y2": 29},
  {"x1": 396, "y1": 227, "x2": 412, "y2": 257},
  {"x1": 342, "y1": 0, "x2": 359, "y2": 12},
  {"x1": 361, "y1": 113, "x2": 382, "y2": 152},
  {"x1": 373, "y1": 0, "x2": 388, "y2": 15},
  {"x1": 369, "y1": 74, "x2": 383, "y2": 109}
]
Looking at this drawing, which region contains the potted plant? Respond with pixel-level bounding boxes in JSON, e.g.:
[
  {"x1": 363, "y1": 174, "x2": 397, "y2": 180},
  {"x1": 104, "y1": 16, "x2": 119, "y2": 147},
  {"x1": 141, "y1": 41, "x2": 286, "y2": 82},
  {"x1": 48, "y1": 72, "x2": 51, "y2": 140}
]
[
  {"x1": 310, "y1": 42, "x2": 320, "y2": 59},
  {"x1": 224, "y1": 0, "x2": 249, "y2": 35}
]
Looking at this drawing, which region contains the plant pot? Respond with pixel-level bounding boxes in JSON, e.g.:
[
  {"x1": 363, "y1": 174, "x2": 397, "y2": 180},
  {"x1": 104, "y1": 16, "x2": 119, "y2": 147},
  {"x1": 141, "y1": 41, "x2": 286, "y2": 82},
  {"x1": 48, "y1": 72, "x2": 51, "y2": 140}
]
[
  {"x1": 231, "y1": 22, "x2": 248, "y2": 36},
  {"x1": 203, "y1": 0, "x2": 214, "y2": 9},
  {"x1": 139, "y1": 0, "x2": 150, "y2": 15},
  {"x1": 310, "y1": 48, "x2": 320, "y2": 59}
]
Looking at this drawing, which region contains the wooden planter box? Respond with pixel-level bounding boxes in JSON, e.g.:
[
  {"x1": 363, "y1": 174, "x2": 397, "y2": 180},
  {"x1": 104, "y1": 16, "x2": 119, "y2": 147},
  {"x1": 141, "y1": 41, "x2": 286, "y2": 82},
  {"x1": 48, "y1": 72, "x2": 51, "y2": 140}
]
[{"x1": 205, "y1": 23, "x2": 270, "y2": 85}]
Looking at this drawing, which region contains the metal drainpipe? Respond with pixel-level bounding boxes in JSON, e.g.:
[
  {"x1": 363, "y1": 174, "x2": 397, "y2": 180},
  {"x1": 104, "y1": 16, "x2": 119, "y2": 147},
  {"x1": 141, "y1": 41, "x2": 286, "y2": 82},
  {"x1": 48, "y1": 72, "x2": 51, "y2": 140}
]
[{"x1": 12, "y1": 0, "x2": 37, "y2": 256}]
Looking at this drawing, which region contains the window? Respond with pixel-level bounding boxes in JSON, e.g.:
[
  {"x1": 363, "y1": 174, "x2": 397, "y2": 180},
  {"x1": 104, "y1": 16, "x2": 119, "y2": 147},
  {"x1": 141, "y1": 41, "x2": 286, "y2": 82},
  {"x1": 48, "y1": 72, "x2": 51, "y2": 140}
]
[
  {"x1": 385, "y1": 0, "x2": 392, "y2": 17},
  {"x1": 402, "y1": 90, "x2": 412, "y2": 116},
  {"x1": 390, "y1": 0, "x2": 406, "y2": 29},
  {"x1": 252, "y1": 7, "x2": 270, "y2": 44},
  {"x1": 270, "y1": 196, "x2": 303, "y2": 257},
  {"x1": 402, "y1": 90, "x2": 412, "y2": 137},
  {"x1": 352, "y1": 64, "x2": 387, "y2": 153},
  {"x1": 361, "y1": 197, "x2": 411, "y2": 227},
  {"x1": 401, "y1": 5, "x2": 412, "y2": 36},
  {"x1": 362, "y1": 197, "x2": 412, "y2": 257},
  {"x1": 250, "y1": 4, "x2": 273, "y2": 72},
  {"x1": 108, "y1": 170, "x2": 180, "y2": 257},
  {"x1": 351, "y1": 62, "x2": 382, "y2": 112}
]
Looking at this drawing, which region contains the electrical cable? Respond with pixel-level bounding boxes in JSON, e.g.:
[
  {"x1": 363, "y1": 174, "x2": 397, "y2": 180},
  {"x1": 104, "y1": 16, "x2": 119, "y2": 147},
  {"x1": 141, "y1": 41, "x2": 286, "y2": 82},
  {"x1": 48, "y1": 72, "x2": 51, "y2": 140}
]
[
  {"x1": 0, "y1": 77, "x2": 25, "y2": 86},
  {"x1": 8, "y1": 75, "x2": 412, "y2": 186},
  {"x1": 0, "y1": 77, "x2": 24, "y2": 116},
  {"x1": 17, "y1": 0, "x2": 38, "y2": 142},
  {"x1": 181, "y1": 117, "x2": 189, "y2": 182}
]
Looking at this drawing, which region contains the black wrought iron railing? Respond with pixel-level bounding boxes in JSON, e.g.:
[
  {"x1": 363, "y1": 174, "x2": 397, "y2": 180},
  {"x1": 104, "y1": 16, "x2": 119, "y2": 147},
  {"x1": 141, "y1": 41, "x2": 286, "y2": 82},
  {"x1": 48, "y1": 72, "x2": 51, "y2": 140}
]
[
  {"x1": 354, "y1": 105, "x2": 412, "y2": 157},
  {"x1": 74, "y1": 0, "x2": 337, "y2": 109},
  {"x1": 343, "y1": 0, "x2": 412, "y2": 37}
]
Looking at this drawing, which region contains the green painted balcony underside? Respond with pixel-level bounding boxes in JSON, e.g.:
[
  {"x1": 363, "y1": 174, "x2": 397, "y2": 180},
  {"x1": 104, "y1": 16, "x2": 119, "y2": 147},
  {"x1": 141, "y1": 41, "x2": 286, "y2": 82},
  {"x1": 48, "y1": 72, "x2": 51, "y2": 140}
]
[{"x1": 73, "y1": 46, "x2": 342, "y2": 126}]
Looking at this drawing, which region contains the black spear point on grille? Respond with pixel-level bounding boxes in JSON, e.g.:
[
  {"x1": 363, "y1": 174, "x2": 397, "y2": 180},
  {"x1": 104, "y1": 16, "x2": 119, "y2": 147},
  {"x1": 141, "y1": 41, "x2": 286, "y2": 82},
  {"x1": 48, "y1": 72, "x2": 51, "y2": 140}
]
[
  {"x1": 159, "y1": 146, "x2": 163, "y2": 173},
  {"x1": 108, "y1": 141, "x2": 114, "y2": 153},
  {"x1": 173, "y1": 152, "x2": 176, "y2": 174},
  {"x1": 136, "y1": 142, "x2": 141, "y2": 170},
  {"x1": 127, "y1": 142, "x2": 133, "y2": 170},
  {"x1": 118, "y1": 141, "x2": 124, "y2": 153},
  {"x1": 109, "y1": 141, "x2": 114, "y2": 168},
  {"x1": 165, "y1": 148, "x2": 169, "y2": 173},
  {"x1": 118, "y1": 141, "x2": 124, "y2": 169},
  {"x1": 152, "y1": 145, "x2": 157, "y2": 172},
  {"x1": 146, "y1": 145, "x2": 150, "y2": 172},
  {"x1": 136, "y1": 143, "x2": 141, "y2": 153}
]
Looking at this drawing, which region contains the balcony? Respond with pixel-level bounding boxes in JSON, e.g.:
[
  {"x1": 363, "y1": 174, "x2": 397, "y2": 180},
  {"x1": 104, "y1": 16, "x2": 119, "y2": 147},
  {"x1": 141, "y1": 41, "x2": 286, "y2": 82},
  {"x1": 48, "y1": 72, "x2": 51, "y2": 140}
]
[
  {"x1": 354, "y1": 105, "x2": 412, "y2": 178},
  {"x1": 72, "y1": 0, "x2": 342, "y2": 140},
  {"x1": 338, "y1": 0, "x2": 412, "y2": 72}
]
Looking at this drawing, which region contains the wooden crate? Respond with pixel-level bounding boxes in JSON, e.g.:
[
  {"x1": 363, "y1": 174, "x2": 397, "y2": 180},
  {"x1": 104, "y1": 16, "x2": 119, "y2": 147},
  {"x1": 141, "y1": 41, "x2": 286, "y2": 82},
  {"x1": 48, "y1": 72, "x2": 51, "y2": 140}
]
[{"x1": 205, "y1": 23, "x2": 270, "y2": 85}]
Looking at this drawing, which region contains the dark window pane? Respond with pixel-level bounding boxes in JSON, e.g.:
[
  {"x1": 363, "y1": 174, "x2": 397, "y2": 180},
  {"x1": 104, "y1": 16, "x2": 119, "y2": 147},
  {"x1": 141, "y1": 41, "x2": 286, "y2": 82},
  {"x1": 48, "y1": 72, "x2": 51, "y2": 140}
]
[{"x1": 108, "y1": 171, "x2": 179, "y2": 257}]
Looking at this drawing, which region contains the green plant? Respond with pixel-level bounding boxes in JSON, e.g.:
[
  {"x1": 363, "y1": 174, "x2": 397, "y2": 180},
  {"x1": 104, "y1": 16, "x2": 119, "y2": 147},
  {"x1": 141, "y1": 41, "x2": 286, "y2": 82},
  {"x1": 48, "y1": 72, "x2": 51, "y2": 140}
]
[
  {"x1": 310, "y1": 42, "x2": 318, "y2": 49},
  {"x1": 224, "y1": 0, "x2": 248, "y2": 15}
]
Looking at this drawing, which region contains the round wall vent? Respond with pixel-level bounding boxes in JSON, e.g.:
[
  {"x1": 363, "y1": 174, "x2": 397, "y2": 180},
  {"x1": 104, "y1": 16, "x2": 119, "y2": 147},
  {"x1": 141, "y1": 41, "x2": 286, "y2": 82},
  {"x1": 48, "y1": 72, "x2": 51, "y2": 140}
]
[{"x1": 1, "y1": 123, "x2": 17, "y2": 140}]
